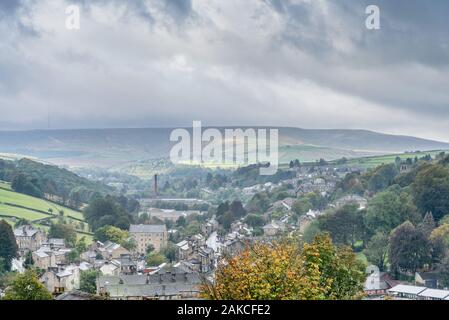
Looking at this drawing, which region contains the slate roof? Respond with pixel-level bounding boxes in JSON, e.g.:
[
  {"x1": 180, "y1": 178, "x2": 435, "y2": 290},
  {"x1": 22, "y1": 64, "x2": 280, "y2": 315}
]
[
  {"x1": 14, "y1": 226, "x2": 38, "y2": 237},
  {"x1": 129, "y1": 224, "x2": 166, "y2": 233}
]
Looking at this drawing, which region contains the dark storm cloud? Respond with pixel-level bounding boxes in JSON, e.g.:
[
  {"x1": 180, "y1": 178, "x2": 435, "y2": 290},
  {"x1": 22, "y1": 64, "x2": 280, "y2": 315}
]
[
  {"x1": 0, "y1": 0, "x2": 22, "y2": 15},
  {"x1": 164, "y1": 0, "x2": 192, "y2": 19},
  {"x1": 264, "y1": 0, "x2": 449, "y2": 67}
]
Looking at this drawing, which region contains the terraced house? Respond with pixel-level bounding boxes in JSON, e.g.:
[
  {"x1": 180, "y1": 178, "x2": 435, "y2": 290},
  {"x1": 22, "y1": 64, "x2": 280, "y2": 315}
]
[{"x1": 14, "y1": 225, "x2": 47, "y2": 253}]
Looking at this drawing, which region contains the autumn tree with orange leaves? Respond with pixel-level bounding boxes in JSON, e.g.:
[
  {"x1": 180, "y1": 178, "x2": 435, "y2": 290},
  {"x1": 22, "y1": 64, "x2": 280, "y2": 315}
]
[{"x1": 201, "y1": 234, "x2": 366, "y2": 300}]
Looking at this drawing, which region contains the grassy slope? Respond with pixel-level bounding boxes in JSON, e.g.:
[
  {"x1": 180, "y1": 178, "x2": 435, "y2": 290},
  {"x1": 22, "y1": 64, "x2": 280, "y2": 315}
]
[
  {"x1": 339, "y1": 150, "x2": 447, "y2": 169},
  {"x1": 0, "y1": 181, "x2": 92, "y2": 242},
  {"x1": 0, "y1": 186, "x2": 83, "y2": 220}
]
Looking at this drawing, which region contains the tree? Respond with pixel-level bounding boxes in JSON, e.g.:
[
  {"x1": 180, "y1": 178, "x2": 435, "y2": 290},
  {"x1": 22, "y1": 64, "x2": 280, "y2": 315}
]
[
  {"x1": 437, "y1": 255, "x2": 449, "y2": 288},
  {"x1": 246, "y1": 193, "x2": 270, "y2": 213},
  {"x1": 367, "y1": 164, "x2": 398, "y2": 192},
  {"x1": 364, "y1": 186, "x2": 421, "y2": 235},
  {"x1": 318, "y1": 204, "x2": 364, "y2": 247},
  {"x1": 176, "y1": 216, "x2": 186, "y2": 227},
  {"x1": 122, "y1": 238, "x2": 137, "y2": 251},
  {"x1": 413, "y1": 164, "x2": 449, "y2": 221},
  {"x1": 201, "y1": 234, "x2": 365, "y2": 300},
  {"x1": 302, "y1": 234, "x2": 366, "y2": 300},
  {"x1": 439, "y1": 214, "x2": 449, "y2": 226},
  {"x1": 292, "y1": 198, "x2": 312, "y2": 216},
  {"x1": 244, "y1": 214, "x2": 265, "y2": 228},
  {"x1": 202, "y1": 240, "x2": 319, "y2": 300},
  {"x1": 66, "y1": 249, "x2": 80, "y2": 264},
  {"x1": 303, "y1": 220, "x2": 321, "y2": 243},
  {"x1": 430, "y1": 223, "x2": 449, "y2": 246},
  {"x1": 0, "y1": 220, "x2": 18, "y2": 271},
  {"x1": 76, "y1": 237, "x2": 88, "y2": 253},
  {"x1": 80, "y1": 269, "x2": 100, "y2": 294},
  {"x1": 3, "y1": 270, "x2": 52, "y2": 300},
  {"x1": 84, "y1": 195, "x2": 133, "y2": 231},
  {"x1": 146, "y1": 244, "x2": 155, "y2": 255},
  {"x1": 217, "y1": 211, "x2": 234, "y2": 231},
  {"x1": 160, "y1": 243, "x2": 177, "y2": 262},
  {"x1": 48, "y1": 222, "x2": 77, "y2": 247},
  {"x1": 389, "y1": 221, "x2": 431, "y2": 275},
  {"x1": 23, "y1": 250, "x2": 34, "y2": 269},
  {"x1": 216, "y1": 202, "x2": 230, "y2": 217},
  {"x1": 11, "y1": 173, "x2": 43, "y2": 198},
  {"x1": 146, "y1": 253, "x2": 167, "y2": 266},
  {"x1": 94, "y1": 225, "x2": 129, "y2": 244},
  {"x1": 418, "y1": 212, "x2": 436, "y2": 237},
  {"x1": 363, "y1": 232, "x2": 389, "y2": 271},
  {"x1": 230, "y1": 200, "x2": 246, "y2": 218}
]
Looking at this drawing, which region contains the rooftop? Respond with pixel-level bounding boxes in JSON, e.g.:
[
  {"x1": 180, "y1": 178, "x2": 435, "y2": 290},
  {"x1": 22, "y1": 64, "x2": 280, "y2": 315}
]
[
  {"x1": 129, "y1": 224, "x2": 166, "y2": 233},
  {"x1": 418, "y1": 288, "x2": 449, "y2": 299},
  {"x1": 14, "y1": 225, "x2": 39, "y2": 237},
  {"x1": 388, "y1": 284, "x2": 427, "y2": 295}
]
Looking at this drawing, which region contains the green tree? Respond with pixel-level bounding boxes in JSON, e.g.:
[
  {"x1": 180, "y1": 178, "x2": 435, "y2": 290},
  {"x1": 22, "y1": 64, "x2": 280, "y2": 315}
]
[
  {"x1": 3, "y1": 270, "x2": 52, "y2": 300},
  {"x1": 0, "y1": 220, "x2": 18, "y2": 271},
  {"x1": 418, "y1": 212, "x2": 436, "y2": 237},
  {"x1": 244, "y1": 214, "x2": 265, "y2": 228},
  {"x1": 217, "y1": 211, "x2": 234, "y2": 231},
  {"x1": 292, "y1": 198, "x2": 312, "y2": 216},
  {"x1": 389, "y1": 221, "x2": 431, "y2": 275},
  {"x1": 83, "y1": 196, "x2": 132, "y2": 231},
  {"x1": 94, "y1": 225, "x2": 129, "y2": 244},
  {"x1": 23, "y1": 250, "x2": 34, "y2": 269},
  {"x1": 318, "y1": 204, "x2": 364, "y2": 247},
  {"x1": 364, "y1": 186, "x2": 421, "y2": 235},
  {"x1": 76, "y1": 237, "x2": 88, "y2": 253},
  {"x1": 146, "y1": 244, "x2": 155, "y2": 255},
  {"x1": 413, "y1": 164, "x2": 449, "y2": 221},
  {"x1": 430, "y1": 223, "x2": 449, "y2": 246},
  {"x1": 66, "y1": 250, "x2": 80, "y2": 264},
  {"x1": 146, "y1": 253, "x2": 167, "y2": 266},
  {"x1": 176, "y1": 216, "x2": 186, "y2": 227},
  {"x1": 48, "y1": 222, "x2": 77, "y2": 247},
  {"x1": 160, "y1": 243, "x2": 177, "y2": 262},
  {"x1": 367, "y1": 164, "x2": 398, "y2": 192},
  {"x1": 80, "y1": 269, "x2": 100, "y2": 294},
  {"x1": 363, "y1": 232, "x2": 389, "y2": 271}
]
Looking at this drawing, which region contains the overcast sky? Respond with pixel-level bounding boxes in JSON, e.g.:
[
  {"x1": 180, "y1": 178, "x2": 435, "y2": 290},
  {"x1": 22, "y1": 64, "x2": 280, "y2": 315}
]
[{"x1": 1, "y1": 0, "x2": 449, "y2": 141}]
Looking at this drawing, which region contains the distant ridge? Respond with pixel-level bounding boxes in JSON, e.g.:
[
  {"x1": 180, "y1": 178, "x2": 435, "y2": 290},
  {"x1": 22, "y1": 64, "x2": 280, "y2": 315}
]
[{"x1": 0, "y1": 127, "x2": 448, "y2": 168}]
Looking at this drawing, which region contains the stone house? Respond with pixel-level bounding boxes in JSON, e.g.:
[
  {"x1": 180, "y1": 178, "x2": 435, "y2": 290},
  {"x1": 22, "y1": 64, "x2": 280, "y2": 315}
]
[
  {"x1": 32, "y1": 245, "x2": 71, "y2": 269},
  {"x1": 41, "y1": 265, "x2": 81, "y2": 295},
  {"x1": 129, "y1": 224, "x2": 168, "y2": 255},
  {"x1": 14, "y1": 225, "x2": 47, "y2": 253}
]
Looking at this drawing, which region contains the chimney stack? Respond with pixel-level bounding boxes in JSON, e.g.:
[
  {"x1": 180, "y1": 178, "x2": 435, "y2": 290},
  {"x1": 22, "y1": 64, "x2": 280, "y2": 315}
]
[{"x1": 154, "y1": 174, "x2": 158, "y2": 196}]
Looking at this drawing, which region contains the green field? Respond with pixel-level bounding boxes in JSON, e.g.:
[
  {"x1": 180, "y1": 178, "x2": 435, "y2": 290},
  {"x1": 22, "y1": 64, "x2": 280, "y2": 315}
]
[
  {"x1": 0, "y1": 180, "x2": 12, "y2": 190},
  {"x1": 0, "y1": 187, "x2": 84, "y2": 220},
  {"x1": 339, "y1": 150, "x2": 448, "y2": 169},
  {"x1": 0, "y1": 182, "x2": 92, "y2": 243},
  {"x1": 278, "y1": 149, "x2": 449, "y2": 170}
]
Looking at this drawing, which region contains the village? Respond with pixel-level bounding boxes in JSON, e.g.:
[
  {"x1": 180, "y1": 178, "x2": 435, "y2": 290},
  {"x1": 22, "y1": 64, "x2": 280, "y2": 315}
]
[{"x1": 4, "y1": 157, "x2": 449, "y2": 301}]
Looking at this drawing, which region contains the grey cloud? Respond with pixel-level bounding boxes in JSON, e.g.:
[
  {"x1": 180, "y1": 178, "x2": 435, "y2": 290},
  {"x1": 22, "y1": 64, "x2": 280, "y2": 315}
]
[
  {"x1": 0, "y1": 0, "x2": 449, "y2": 141},
  {"x1": 0, "y1": 0, "x2": 22, "y2": 15}
]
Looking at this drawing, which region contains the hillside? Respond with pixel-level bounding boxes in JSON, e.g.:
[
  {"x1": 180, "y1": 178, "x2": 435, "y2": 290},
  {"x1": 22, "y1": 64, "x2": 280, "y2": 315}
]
[
  {"x1": 0, "y1": 181, "x2": 93, "y2": 242},
  {"x1": 0, "y1": 157, "x2": 113, "y2": 203},
  {"x1": 0, "y1": 127, "x2": 448, "y2": 170}
]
